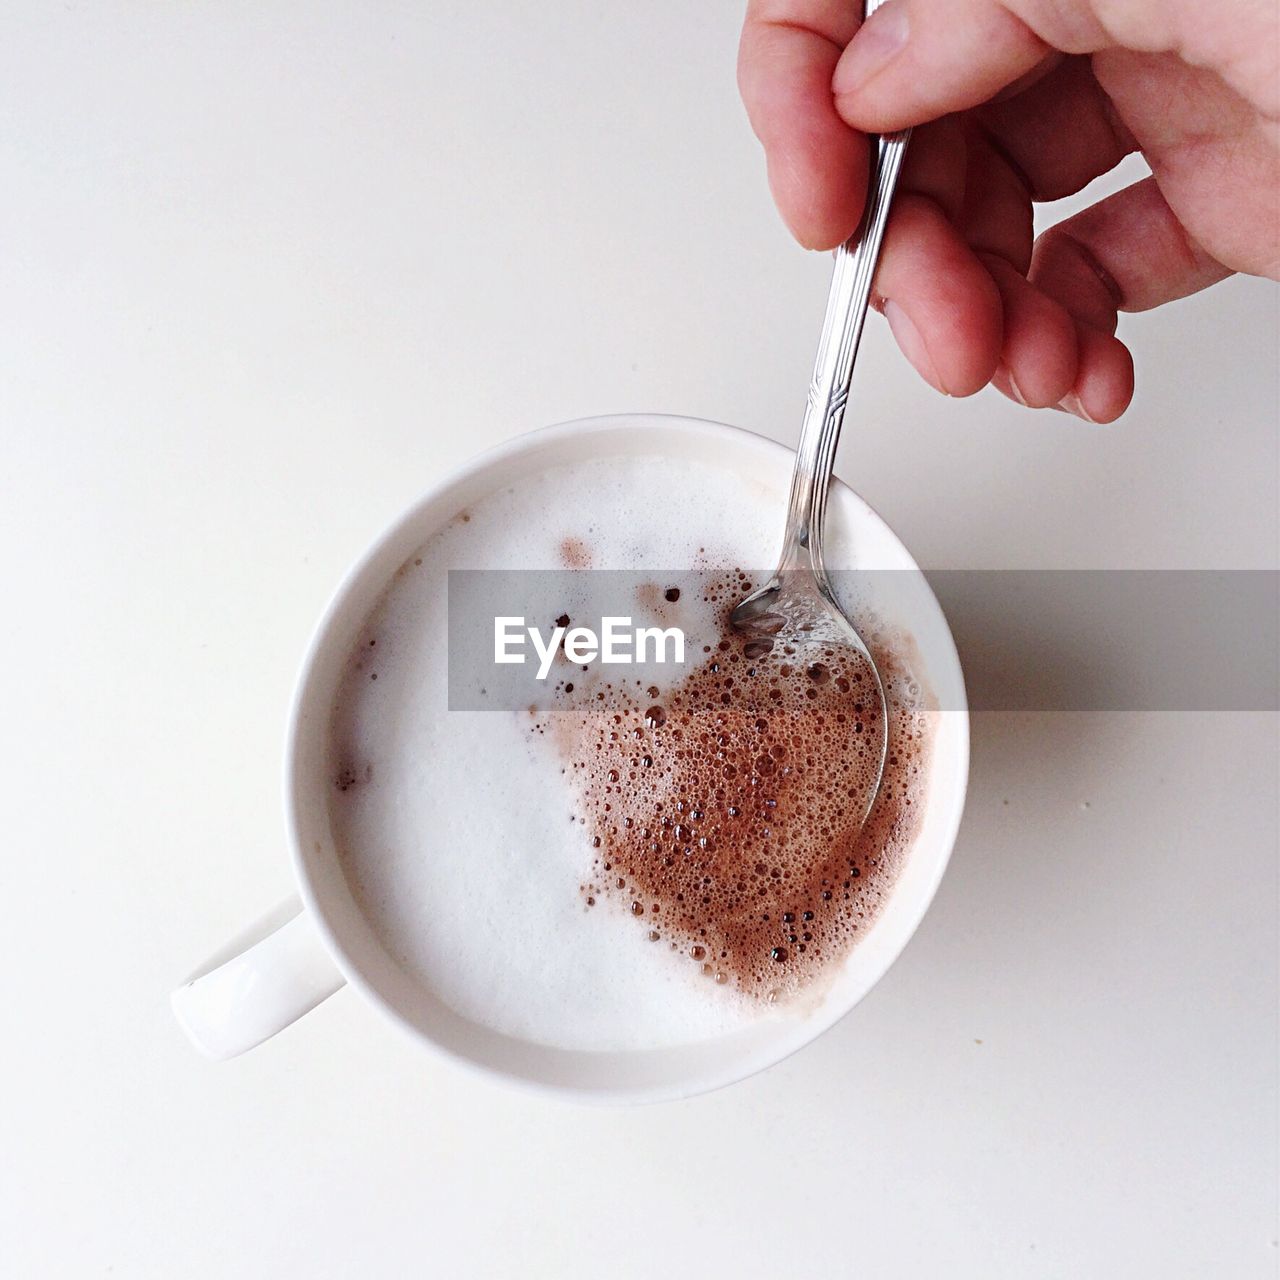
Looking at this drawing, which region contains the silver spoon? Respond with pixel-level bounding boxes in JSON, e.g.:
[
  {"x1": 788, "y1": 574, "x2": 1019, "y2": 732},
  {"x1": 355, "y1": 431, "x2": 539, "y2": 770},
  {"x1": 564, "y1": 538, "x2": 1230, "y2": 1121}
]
[{"x1": 732, "y1": 18, "x2": 911, "y2": 830}]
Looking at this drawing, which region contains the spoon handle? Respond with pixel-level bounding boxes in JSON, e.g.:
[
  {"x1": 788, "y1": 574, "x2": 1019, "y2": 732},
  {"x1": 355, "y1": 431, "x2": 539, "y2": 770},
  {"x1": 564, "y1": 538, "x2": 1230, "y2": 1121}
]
[{"x1": 778, "y1": 117, "x2": 911, "y2": 578}]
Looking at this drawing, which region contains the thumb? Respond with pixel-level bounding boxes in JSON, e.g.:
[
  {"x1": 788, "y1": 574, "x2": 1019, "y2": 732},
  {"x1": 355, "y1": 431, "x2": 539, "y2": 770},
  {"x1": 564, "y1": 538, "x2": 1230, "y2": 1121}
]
[{"x1": 832, "y1": 0, "x2": 1060, "y2": 131}]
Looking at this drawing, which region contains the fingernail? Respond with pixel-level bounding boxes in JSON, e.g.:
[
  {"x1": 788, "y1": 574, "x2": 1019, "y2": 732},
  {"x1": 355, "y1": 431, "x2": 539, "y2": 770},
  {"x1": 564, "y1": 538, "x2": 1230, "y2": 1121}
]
[
  {"x1": 1060, "y1": 392, "x2": 1099, "y2": 424},
  {"x1": 885, "y1": 300, "x2": 946, "y2": 394},
  {"x1": 1006, "y1": 369, "x2": 1029, "y2": 407},
  {"x1": 834, "y1": 2, "x2": 910, "y2": 96}
]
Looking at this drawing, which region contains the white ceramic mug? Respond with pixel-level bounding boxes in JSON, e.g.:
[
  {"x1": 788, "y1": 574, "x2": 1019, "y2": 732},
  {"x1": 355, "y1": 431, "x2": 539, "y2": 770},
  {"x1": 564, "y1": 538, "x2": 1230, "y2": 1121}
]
[{"x1": 172, "y1": 414, "x2": 969, "y2": 1102}]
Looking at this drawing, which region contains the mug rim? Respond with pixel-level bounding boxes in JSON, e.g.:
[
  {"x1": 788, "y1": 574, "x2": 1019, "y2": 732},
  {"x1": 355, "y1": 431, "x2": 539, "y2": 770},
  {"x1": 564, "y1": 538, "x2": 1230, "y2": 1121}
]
[{"x1": 284, "y1": 412, "x2": 970, "y2": 1102}]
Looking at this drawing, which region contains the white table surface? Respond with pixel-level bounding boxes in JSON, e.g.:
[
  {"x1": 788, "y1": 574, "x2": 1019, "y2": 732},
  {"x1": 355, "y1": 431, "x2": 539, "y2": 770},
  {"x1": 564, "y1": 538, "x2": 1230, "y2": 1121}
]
[{"x1": 2, "y1": 4, "x2": 1276, "y2": 1277}]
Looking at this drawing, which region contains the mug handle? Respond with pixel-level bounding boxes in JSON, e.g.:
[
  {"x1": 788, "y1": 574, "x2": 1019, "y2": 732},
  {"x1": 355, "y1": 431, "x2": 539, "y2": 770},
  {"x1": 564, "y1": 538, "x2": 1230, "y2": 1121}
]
[{"x1": 171, "y1": 896, "x2": 346, "y2": 1060}]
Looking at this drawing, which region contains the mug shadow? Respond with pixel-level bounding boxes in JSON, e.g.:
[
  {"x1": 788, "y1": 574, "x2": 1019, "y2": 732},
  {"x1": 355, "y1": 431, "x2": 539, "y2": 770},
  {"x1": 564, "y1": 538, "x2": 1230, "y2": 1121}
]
[{"x1": 763, "y1": 579, "x2": 1150, "y2": 1089}]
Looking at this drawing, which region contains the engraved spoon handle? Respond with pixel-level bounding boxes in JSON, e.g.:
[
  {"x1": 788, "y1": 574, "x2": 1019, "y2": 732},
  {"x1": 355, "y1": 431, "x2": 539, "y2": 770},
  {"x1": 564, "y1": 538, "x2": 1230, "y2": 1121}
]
[{"x1": 777, "y1": 28, "x2": 911, "y2": 579}]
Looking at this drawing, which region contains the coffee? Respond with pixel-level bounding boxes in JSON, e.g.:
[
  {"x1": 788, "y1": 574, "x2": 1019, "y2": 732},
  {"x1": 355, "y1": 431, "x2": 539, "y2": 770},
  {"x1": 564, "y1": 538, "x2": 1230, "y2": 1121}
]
[{"x1": 328, "y1": 453, "x2": 934, "y2": 1051}]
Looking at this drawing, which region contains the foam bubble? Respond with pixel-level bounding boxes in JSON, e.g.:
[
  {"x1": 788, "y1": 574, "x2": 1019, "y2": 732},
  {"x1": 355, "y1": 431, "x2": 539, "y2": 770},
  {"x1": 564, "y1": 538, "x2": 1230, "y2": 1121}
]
[{"x1": 535, "y1": 571, "x2": 931, "y2": 1002}]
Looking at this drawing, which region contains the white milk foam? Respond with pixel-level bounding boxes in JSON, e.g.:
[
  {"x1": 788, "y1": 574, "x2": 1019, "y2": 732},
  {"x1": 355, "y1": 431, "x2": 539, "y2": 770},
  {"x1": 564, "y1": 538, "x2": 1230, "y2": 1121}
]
[{"x1": 328, "y1": 453, "x2": 787, "y2": 1051}]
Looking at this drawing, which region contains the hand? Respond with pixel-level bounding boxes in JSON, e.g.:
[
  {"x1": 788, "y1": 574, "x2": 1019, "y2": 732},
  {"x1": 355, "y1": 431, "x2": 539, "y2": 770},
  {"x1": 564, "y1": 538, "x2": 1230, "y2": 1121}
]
[{"x1": 738, "y1": 0, "x2": 1280, "y2": 421}]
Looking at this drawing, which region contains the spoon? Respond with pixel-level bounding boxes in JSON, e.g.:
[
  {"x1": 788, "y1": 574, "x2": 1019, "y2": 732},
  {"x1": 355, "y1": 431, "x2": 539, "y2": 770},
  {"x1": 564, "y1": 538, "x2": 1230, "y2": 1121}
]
[{"x1": 732, "y1": 12, "x2": 911, "y2": 831}]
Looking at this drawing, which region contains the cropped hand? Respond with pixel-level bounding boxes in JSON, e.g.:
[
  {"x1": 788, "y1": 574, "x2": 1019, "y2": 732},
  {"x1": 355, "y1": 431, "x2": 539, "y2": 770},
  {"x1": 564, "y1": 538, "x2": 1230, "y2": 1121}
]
[{"x1": 738, "y1": 0, "x2": 1280, "y2": 421}]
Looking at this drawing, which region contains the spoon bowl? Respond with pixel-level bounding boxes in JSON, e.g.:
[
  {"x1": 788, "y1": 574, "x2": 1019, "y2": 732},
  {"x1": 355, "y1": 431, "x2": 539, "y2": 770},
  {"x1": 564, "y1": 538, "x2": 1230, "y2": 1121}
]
[{"x1": 732, "y1": 566, "x2": 889, "y2": 830}]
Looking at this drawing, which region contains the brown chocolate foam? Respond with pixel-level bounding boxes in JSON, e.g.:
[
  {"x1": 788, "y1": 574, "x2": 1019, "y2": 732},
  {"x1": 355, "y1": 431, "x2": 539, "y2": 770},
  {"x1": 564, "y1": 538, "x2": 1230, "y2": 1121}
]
[{"x1": 534, "y1": 570, "x2": 935, "y2": 1002}]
